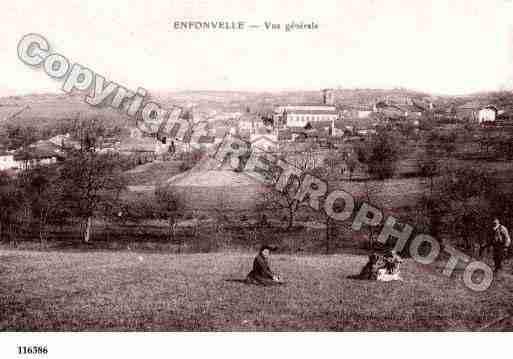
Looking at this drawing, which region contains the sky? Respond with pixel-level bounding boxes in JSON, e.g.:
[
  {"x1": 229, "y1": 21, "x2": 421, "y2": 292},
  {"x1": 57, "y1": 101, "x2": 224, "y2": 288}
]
[{"x1": 1, "y1": 0, "x2": 513, "y2": 96}]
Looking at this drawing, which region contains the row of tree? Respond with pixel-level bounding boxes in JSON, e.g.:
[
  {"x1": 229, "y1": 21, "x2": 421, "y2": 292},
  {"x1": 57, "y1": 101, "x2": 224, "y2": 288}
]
[{"x1": 0, "y1": 149, "x2": 126, "y2": 243}]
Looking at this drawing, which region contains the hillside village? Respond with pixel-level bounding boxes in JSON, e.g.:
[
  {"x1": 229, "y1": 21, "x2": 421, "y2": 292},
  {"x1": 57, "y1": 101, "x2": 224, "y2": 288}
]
[
  {"x1": 1, "y1": 87, "x2": 513, "y2": 254},
  {"x1": 1, "y1": 88, "x2": 513, "y2": 174}
]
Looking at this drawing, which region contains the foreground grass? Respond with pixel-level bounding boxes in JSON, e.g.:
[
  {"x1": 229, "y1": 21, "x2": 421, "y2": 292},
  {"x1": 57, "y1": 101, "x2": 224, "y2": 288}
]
[{"x1": 1, "y1": 249, "x2": 513, "y2": 331}]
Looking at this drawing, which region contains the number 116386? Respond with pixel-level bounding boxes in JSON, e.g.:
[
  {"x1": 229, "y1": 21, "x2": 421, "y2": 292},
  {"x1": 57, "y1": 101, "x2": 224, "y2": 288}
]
[{"x1": 17, "y1": 346, "x2": 48, "y2": 355}]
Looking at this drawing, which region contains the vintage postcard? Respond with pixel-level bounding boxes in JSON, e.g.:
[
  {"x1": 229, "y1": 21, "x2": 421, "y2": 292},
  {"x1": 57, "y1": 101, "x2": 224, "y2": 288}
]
[{"x1": 1, "y1": 0, "x2": 513, "y2": 357}]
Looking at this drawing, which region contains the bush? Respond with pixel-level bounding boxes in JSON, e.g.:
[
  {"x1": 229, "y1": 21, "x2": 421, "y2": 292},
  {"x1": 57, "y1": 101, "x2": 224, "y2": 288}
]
[{"x1": 356, "y1": 131, "x2": 399, "y2": 179}]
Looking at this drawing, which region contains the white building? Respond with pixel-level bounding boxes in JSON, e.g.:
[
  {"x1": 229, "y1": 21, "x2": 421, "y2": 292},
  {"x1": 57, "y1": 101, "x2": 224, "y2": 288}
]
[
  {"x1": 478, "y1": 106, "x2": 497, "y2": 123},
  {"x1": 0, "y1": 154, "x2": 20, "y2": 171},
  {"x1": 357, "y1": 110, "x2": 373, "y2": 119},
  {"x1": 275, "y1": 104, "x2": 338, "y2": 128}
]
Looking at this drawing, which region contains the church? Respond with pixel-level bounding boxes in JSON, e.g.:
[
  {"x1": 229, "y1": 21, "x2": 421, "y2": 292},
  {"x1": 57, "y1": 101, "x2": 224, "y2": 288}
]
[{"x1": 273, "y1": 89, "x2": 339, "y2": 129}]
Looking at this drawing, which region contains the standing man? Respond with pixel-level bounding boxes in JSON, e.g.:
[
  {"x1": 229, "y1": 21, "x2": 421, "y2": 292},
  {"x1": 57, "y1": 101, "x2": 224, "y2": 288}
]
[{"x1": 491, "y1": 219, "x2": 511, "y2": 273}]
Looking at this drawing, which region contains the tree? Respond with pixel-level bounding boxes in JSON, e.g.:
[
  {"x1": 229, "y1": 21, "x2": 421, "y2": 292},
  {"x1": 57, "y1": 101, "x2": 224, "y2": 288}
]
[
  {"x1": 477, "y1": 129, "x2": 495, "y2": 157},
  {"x1": 324, "y1": 148, "x2": 357, "y2": 180},
  {"x1": 437, "y1": 166, "x2": 498, "y2": 252},
  {"x1": 59, "y1": 151, "x2": 126, "y2": 243},
  {"x1": 398, "y1": 121, "x2": 417, "y2": 140},
  {"x1": 494, "y1": 133, "x2": 513, "y2": 159},
  {"x1": 0, "y1": 172, "x2": 22, "y2": 243},
  {"x1": 258, "y1": 154, "x2": 312, "y2": 231},
  {"x1": 155, "y1": 185, "x2": 183, "y2": 241},
  {"x1": 306, "y1": 167, "x2": 347, "y2": 254},
  {"x1": 17, "y1": 165, "x2": 62, "y2": 244},
  {"x1": 259, "y1": 180, "x2": 299, "y2": 231},
  {"x1": 346, "y1": 155, "x2": 358, "y2": 181},
  {"x1": 68, "y1": 116, "x2": 107, "y2": 152},
  {"x1": 359, "y1": 180, "x2": 384, "y2": 250},
  {"x1": 417, "y1": 144, "x2": 440, "y2": 196},
  {"x1": 4, "y1": 124, "x2": 39, "y2": 150},
  {"x1": 54, "y1": 117, "x2": 126, "y2": 243},
  {"x1": 356, "y1": 131, "x2": 399, "y2": 180},
  {"x1": 438, "y1": 132, "x2": 457, "y2": 156},
  {"x1": 415, "y1": 193, "x2": 444, "y2": 240}
]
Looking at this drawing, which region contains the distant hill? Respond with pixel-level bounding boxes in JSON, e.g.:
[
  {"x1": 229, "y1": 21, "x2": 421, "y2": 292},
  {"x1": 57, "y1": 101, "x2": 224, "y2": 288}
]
[
  {"x1": 0, "y1": 92, "x2": 133, "y2": 133},
  {"x1": 454, "y1": 91, "x2": 513, "y2": 109},
  {"x1": 2, "y1": 89, "x2": 513, "y2": 136}
]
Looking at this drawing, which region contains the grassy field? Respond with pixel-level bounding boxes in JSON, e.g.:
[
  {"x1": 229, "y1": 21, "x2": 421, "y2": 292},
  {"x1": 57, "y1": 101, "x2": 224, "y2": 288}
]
[{"x1": 1, "y1": 249, "x2": 513, "y2": 331}]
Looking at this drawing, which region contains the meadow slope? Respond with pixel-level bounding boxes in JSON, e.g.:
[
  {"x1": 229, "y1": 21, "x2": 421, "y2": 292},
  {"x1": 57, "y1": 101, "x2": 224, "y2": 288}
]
[{"x1": 1, "y1": 249, "x2": 512, "y2": 331}]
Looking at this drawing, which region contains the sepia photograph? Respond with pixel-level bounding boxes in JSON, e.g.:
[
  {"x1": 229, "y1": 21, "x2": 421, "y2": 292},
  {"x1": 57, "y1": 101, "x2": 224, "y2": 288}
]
[{"x1": 1, "y1": 0, "x2": 513, "y2": 356}]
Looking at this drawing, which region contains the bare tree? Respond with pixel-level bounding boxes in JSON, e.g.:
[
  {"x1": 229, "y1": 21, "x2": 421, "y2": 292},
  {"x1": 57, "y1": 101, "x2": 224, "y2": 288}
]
[
  {"x1": 417, "y1": 143, "x2": 440, "y2": 196},
  {"x1": 258, "y1": 154, "x2": 311, "y2": 231},
  {"x1": 155, "y1": 185, "x2": 183, "y2": 241},
  {"x1": 359, "y1": 180, "x2": 384, "y2": 250},
  {"x1": 260, "y1": 182, "x2": 299, "y2": 231},
  {"x1": 306, "y1": 166, "x2": 345, "y2": 254}
]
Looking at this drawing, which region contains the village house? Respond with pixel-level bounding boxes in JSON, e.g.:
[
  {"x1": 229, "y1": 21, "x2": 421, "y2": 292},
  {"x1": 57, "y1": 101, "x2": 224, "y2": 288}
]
[
  {"x1": 211, "y1": 125, "x2": 238, "y2": 139},
  {"x1": 118, "y1": 136, "x2": 169, "y2": 163},
  {"x1": 456, "y1": 102, "x2": 498, "y2": 124},
  {"x1": 0, "y1": 151, "x2": 20, "y2": 171},
  {"x1": 277, "y1": 129, "x2": 293, "y2": 142},
  {"x1": 284, "y1": 124, "x2": 328, "y2": 142},
  {"x1": 210, "y1": 111, "x2": 243, "y2": 122},
  {"x1": 375, "y1": 101, "x2": 424, "y2": 119},
  {"x1": 478, "y1": 105, "x2": 497, "y2": 124},
  {"x1": 285, "y1": 150, "x2": 328, "y2": 170},
  {"x1": 238, "y1": 113, "x2": 262, "y2": 134},
  {"x1": 250, "y1": 133, "x2": 278, "y2": 152},
  {"x1": 48, "y1": 133, "x2": 81, "y2": 150},
  {"x1": 341, "y1": 116, "x2": 378, "y2": 135},
  {"x1": 353, "y1": 104, "x2": 375, "y2": 119},
  {"x1": 456, "y1": 101, "x2": 481, "y2": 121},
  {"x1": 496, "y1": 109, "x2": 513, "y2": 128},
  {"x1": 13, "y1": 140, "x2": 63, "y2": 170}
]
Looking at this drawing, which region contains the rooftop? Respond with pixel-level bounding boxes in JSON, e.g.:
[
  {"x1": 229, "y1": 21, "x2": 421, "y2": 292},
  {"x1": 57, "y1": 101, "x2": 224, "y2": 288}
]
[{"x1": 286, "y1": 109, "x2": 338, "y2": 115}]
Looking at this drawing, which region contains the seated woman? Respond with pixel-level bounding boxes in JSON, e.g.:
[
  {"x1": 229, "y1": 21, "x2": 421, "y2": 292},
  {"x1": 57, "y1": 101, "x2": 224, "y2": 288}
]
[
  {"x1": 377, "y1": 250, "x2": 403, "y2": 281},
  {"x1": 247, "y1": 245, "x2": 283, "y2": 286},
  {"x1": 349, "y1": 253, "x2": 383, "y2": 280}
]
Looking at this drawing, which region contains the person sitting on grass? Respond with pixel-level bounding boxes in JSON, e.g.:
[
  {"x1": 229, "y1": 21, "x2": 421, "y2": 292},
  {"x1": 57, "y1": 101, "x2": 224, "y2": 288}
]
[
  {"x1": 377, "y1": 250, "x2": 403, "y2": 282},
  {"x1": 349, "y1": 253, "x2": 383, "y2": 280},
  {"x1": 383, "y1": 250, "x2": 403, "y2": 274},
  {"x1": 246, "y1": 245, "x2": 283, "y2": 286}
]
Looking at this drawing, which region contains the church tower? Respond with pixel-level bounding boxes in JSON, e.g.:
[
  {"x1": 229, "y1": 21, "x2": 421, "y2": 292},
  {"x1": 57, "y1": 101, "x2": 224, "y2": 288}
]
[{"x1": 322, "y1": 89, "x2": 334, "y2": 105}]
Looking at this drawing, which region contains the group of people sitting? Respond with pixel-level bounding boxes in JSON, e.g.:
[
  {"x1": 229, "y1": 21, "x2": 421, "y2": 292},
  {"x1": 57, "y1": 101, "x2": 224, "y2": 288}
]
[{"x1": 245, "y1": 245, "x2": 403, "y2": 286}]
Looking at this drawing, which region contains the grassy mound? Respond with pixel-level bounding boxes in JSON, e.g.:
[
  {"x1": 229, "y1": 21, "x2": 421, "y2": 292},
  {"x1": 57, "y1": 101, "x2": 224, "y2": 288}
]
[
  {"x1": 166, "y1": 170, "x2": 265, "y2": 210},
  {"x1": 125, "y1": 161, "x2": 184, "y2": 186}
]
